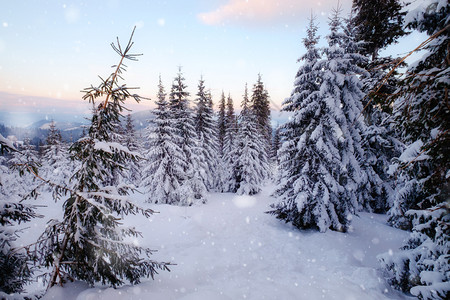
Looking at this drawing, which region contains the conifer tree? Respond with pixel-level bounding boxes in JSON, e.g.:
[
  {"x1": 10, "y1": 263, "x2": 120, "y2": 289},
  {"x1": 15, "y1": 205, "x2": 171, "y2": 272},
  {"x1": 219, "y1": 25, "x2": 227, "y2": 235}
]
[
  {"x1": 42, "y1": 122, "x2": 73, "y2": 188},
  {"x1": 223, "y1": 93, "x2": 237, "y2": 154},
  {"x1": 321, "y1": 6, "x2": 368, "y2": 212},
  {"x1": 7, "y1": 138, "x2": 41, "y2": 193},
  {"x1": 29, "y1": 28, "x2": 170, "y2": 290},
  {"x1": 217, "y1": 91, "x2": 226, "y2": 157},
  {"x1": 352, "y1": 0, "x2": 407, "y2": 60},
  {"x1": 0, "y1": 140, "x2": 37, "y2": 294},
  {"x1": 270, "y1": 9, "x2": 366, "y2": 232},
  {"x1": 380, "y1": 2, "x2": 449, "y2": 298},
  {"x1": 194, "y1": 77, "x2": 222, "y2": 191},
  {"x1": 250, "y1": 74, "x2": 272, "y2": 147},
  {"x1": 343, "y1": 11, "x2": 400, "y2": 212},
  {"x1": 272, "y1": 124, "x2": 281, "y2": 162},
  {"x1": 233, "y1": 85, "x2": 270, "y2": 195},
  {"x1": 142, "y1": 76, "x2": 187, "y2": 204},
  {"x1": 169, "y1": 68, "x2": 207, "y2": 203},
  {"x1": 223, "y1": 93, "x2": 239, "y2": 192},
  {"x1": 122, "y1": 113, "x2": 142, "y2": 185}
]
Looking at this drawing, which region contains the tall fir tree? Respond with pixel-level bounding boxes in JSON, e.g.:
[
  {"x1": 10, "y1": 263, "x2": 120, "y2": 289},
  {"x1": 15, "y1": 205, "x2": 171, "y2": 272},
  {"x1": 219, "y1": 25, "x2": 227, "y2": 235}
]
[
  {"x1": 169, "y1": 68, "x2": 207, "y2": 203},
  {"x1": 250, "y1": 74, "x2": 272, "y2": 149},
  {"x1": 0, "y1": 140, "x2": 37, "y2": 294},
  {"x1": 223, "y1": 93, "x2": 237, "y2": 154},
  {"x1": 352, "y1": 0, "x2": 407, "y2": 60},
  {"x1": 271, "y1": 15, "x2": 346, "y2": 232},
  {"x1": 217, "y1": 91, "x2": 226, "y2": 158},
  {"x1": 223, "y1": 93, "x2": 240, "y2": 192},
  {"x1": 42, "y1": 121, "x2": 73, "y2": 188},
  {"x1": 272, "y1": 124, "x2": 281, "y2": 163},
  {"x1": 28, "y1": 29, "x2": 170, "y2": 289},
  {"x1": 233, "y1": 84, "x2": 270, "y2": 195},
  {"x1": 343, "y1": 11, "x2": 401, "y2": 213},
  {"x1": 194, "y1": 77, "x2": 222, "y2": 191},
  {"x1": 320, "y1": 6, "x2": 368, "y2": 212},
  {"x1": 122, "y1": 113, "x2": 142, "y2": 186},
  {"x1": 380, "y1": 2, "x2": 449, "y2": 298},
  {"x1": 270, "y1": 8, "x2": 366, "y2": 232},
  {"x1": 142, "y1": 76, "x2": 187, "y2": 204}
]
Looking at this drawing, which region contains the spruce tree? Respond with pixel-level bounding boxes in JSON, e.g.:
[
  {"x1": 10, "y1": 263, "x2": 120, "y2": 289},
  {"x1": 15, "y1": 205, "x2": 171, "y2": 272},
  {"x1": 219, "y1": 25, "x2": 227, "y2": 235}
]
[
  {"x1": 0, "y1": 139, "x2": 37, "y2": 294},
  {"x1": 142, "y1": 76, "x2": 187, "y2": 204},
  {"x1": 6, "y1": 138, "x2": 41, "y2": 195},
  {"x1": 122, "y1": 113, "x2": 142, "y2": 186},
  {"x1": 217, "y1": 91, "x2": 226, "y2": 157},
  {"x1": 223, "y1": 93, "x2": 239, "y2": 192},
  {"x1": 250, "y1": 74, "x2": 272, "y2": 165},
  {"x1": 194, "y1": 77, "x2": 222, "y2": 191},
  {"x1": 42, "y1": 122, "x2": 73, "y2": 188},
  {"x1": 270, "y1": 9, "x2": 365, "y2": 232},
  {"x1": 233, "y1": 85, "x2": 270, "y2": 195},
  {"x1": 343, "y1": 11, "x2": 400, "y2": 213},
  {"x1": 169, "y1": 68, "x2": 207, "y2": 203},
  {"x1": 272, "y1": 124, "x2": 281, "y2": 163},
  {"x1": 223, "y1": 93, "x2": 237, "y2": 154},
  {"x1": 352, "y1": 0, "x2": 407, "y2": 60},
  {"x1": 320, "y1": 6, "x2": 367, "y2": 212},
  {"x1": 29, "y1": 28, "x2": 170, "y2": 290},
  {"x1": 380, "y1": 2, "x2": 449, "y2": 298}
]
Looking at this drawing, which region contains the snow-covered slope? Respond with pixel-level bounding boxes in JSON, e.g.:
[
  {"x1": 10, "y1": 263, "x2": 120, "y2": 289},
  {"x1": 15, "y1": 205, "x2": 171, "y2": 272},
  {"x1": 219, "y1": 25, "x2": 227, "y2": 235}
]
[{"x1": 34, "y1": 185, "x2": 410, "y2": 300}]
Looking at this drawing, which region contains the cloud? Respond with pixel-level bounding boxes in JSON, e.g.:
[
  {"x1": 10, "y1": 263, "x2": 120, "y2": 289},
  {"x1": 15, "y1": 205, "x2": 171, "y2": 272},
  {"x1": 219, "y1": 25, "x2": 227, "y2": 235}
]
[{"x1": 198, "y1": 0, "x2": 352, "y2": 26}]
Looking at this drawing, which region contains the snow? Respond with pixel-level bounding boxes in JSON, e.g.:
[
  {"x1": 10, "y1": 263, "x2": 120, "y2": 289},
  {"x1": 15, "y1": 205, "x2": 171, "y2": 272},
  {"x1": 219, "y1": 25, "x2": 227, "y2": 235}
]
[
  {"x1": 398, "y1": 140, "x2": 428, "y2": 162},
  {"x1": 22, "y1": 184, "x2": 411, "y2": 300},
  {"x1": 0, "y1": 133, "x2": 17, "y2": 151}
]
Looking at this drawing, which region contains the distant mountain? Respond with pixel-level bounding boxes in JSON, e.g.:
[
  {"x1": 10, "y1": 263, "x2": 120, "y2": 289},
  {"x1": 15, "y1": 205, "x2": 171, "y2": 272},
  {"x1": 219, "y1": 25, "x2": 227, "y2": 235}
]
[
  {"x1": 126, "y1": 110, "x2": 154, "y2": 130},
  {"x1": 0, "y1": 111, "x2": 90, "y2": 127},
  {"x1": 28, "y1": 120, "x2": 87, "y2": 131}
]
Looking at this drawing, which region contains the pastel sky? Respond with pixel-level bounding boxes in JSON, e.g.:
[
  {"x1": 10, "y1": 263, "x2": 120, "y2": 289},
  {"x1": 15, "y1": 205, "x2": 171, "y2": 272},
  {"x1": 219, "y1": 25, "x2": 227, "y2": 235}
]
[{"x1": 0, "y1": 0, "x2": 425, "y2": 122}]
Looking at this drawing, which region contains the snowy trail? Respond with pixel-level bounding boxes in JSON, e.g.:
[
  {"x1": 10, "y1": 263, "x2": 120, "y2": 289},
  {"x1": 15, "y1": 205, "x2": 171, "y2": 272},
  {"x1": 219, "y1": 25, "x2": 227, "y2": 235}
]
[{"x1": 41, "y1": 185, "x2": 411, "y2": 300}]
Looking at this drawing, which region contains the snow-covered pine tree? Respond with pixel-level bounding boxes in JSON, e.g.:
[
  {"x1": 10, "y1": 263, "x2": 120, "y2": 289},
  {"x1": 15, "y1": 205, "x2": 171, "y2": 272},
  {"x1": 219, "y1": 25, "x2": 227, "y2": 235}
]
[
  {"x1": 233, "y1": 84, "x2": 270, "y2": 195},
  {"x1": 250, "y1": 74, "x2": 272, "y2": 151},
  {"x1": 223, "y1": 93, "x2": 237, "y2": 155},
  {"x1": 217, "y1": 91, "x2": 226, "y2": 157},
  {"x1": 0, "y1": 139, "x2": 37, "y2": 294},
  {"x1": 29, "y1": 28, "x2": 170, "y2": 290},
  {"x1": 351, "y1": 0, "x2": 407, "y2": 61},
  {"x1": 122, "y1": 113, "x2": 142, "y2": 185},
  {"x1": 6, "y1": 137, "x2": 41, "y2": 195},
  {"x1": 142, "y1": 76, "x2": 187, "y2": 204},
  {"x1": 270, "y1": 15, "x2": 343, "y2": 232},
  {"x1": 379, "y1": 2, "x2": 449, "y2": 298},
  {"x1": 223, "y1": 93, "x2": 239, "y2": 192},
  {"x1": 346, "y1": 4, "x2": 406, "y2": 212},
  {"x1": 194, "y1": 76, "x2": 222, "y2": 191},
  {"x1": 272, "y1": 123, "x2": 281, "y2": 162},
  {"x1": 270, "y1": 9, "x2": 365, "y2": 232},
  {"x1": 387, "y1": 0, "x2": 449, "y2": 229},
  {"x1": 169, "y1": 68, "x2": 207, "y2": 204},
  {"x1": 41, "y1": 121, "x2": 73, "y2": 188},
  {"x1": 341, "y1": 12, "x2": 400, "y2": 213},
  {"x1": 320, "y1": 6, "x2": 368, "y2": 212}
]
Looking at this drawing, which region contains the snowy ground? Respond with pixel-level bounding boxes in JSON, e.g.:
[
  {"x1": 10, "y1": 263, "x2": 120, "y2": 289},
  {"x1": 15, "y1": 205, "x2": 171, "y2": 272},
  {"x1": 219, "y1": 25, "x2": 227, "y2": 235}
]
[{"x1": 22, "y1": 184, "x2": 411, "y2": 300}]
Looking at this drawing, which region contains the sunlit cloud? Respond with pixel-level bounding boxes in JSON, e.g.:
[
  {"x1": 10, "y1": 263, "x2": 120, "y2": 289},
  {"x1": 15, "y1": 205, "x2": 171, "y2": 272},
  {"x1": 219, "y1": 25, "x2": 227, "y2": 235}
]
[{"x1": 198, "y1": 0, "x2": 352, "y2": 26}]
